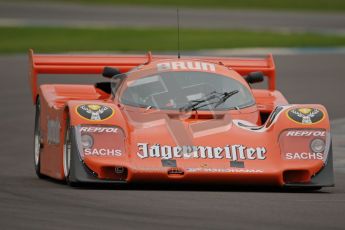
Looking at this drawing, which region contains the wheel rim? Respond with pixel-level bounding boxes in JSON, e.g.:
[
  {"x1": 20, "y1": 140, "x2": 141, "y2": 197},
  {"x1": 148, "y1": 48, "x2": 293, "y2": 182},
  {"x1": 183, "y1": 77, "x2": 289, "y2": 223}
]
[
  {"x1": 63, "y1": 126, "x2": 71, "y2": 178},
  {"x1": 34, "y1": 128, "x2": 40, "y2": 166},
  {"x1": 34, "y1": 101, "x2": 41, "y2": 167}
]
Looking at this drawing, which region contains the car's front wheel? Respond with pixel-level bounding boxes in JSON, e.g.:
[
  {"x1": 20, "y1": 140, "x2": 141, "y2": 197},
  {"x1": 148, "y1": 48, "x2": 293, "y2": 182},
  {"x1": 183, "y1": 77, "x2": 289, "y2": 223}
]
[
  {"x1": 34, "y1": 98, "x2": 44, "y2": 178},
  {"x1": 63, "y1": 117, "x2": 72, "y2": 184}
]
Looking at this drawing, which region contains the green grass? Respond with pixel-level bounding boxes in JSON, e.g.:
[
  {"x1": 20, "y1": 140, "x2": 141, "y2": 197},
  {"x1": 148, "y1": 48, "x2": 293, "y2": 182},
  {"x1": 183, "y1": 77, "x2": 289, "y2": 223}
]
[
  {"x1": 1, "y1": 26, "x2": 345, "y2": 54},
  {"x1": 40, "y1": 0, "x2": 345, "y2": 12}
]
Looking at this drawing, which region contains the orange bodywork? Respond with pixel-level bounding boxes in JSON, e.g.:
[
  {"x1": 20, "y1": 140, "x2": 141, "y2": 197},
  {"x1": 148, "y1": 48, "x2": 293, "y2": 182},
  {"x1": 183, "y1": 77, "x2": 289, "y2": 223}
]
[{"x1": 30, "y1": 50, "x2": 332, "y2": 187}]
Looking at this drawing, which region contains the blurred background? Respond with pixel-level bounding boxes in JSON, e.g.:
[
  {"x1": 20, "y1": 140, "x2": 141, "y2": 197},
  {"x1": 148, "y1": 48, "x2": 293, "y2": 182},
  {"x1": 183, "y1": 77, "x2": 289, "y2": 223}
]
[{"x1": 0, "y1": 0, "x2": 344, "y2": 53}]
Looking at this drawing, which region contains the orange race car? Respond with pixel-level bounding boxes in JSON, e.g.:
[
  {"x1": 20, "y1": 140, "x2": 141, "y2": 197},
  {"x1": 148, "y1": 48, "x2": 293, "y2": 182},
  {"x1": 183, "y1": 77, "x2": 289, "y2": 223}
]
[{"x1": 29, "y1": 49, "x2": 334, "y2": 189}]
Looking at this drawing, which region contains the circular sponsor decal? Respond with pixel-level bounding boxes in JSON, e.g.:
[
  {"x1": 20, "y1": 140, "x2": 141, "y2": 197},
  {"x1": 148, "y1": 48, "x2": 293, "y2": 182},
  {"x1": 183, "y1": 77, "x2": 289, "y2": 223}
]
[
  {"x1": 76, "y1": 104, "x2": 114, "y2": 121},
  {"x1": 287, "y1": 107, "x2": 324, "y2": 125}
]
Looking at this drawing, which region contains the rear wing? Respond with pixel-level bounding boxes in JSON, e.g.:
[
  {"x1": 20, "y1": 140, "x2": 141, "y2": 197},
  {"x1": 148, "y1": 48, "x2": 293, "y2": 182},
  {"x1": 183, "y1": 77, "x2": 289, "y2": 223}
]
[{"x1": 29, "y1": 49, "x2": 275, "y2": 104}]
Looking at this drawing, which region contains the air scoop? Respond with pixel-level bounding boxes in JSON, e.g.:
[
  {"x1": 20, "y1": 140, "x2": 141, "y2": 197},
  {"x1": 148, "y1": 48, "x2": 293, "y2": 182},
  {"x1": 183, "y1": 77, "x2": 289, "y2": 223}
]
[
  {"x1": 167, "y1": 168, "x2": 185, "y2": 177},
  {"x1": 168, "y1": 112, "x2": 225, "y2": 120}
]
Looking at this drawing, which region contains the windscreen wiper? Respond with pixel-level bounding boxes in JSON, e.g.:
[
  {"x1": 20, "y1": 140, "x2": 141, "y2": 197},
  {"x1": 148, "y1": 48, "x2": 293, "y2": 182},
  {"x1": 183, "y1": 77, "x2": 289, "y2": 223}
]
[
  {"x1": 179, "y1": 91, "x2": 220, "y2": 112},
  {"x1": 179, "y1": 90, "x2": 239, "y2": 112}
]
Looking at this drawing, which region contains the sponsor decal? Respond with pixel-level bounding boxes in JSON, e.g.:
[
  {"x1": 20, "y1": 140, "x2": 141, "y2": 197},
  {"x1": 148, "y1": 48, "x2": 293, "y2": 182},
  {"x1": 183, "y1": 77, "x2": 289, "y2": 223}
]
[
  {"x1": 286, "y1": 130, "x2": 325, "y2": 137},
  {"x1": 265, "y1": 106, "x2": 283, "y2": 128},
  {"x1": 287, "y1": 108, "x2": 324, "y2": 125},
  {"x1": 133, "y1": 167, "x2": 167, "y2": 173},
  {"x1": 200, "y1": 163, "x2": 208, "y2": 168},
  {"x1": 157, "y1": 61, "x2": 216, "y2": 72},
  {"x1": 137, "y1": 143, "x2": 266, "y2": 161},
  {"x1": 186, "y1": 168, "x2": 264, "y2": 173},
  {"x1": 84, "y1": 148, "x2": 122, "y2": 157},
  {"x1": 284, "y1": 152, "x2": 324, "y2": 160},
  {"x1": 230, "y1": 161, "x2": 245, "y2": 168},
  {"x1": 161, "y1": 159, "x2": 177, "y2": 167},
  {"x1": 132, "y1": 167, "x2": 263, "y2": 174},
  {"x1": 47, "y1": 119, "x2": 60, "y2": 144},
  {"x1": 76, "y1": 104, "x2": 114, "y2": 121},
  {"x1": 80, "y1": 127, "x2": 118, "y2": 133}
]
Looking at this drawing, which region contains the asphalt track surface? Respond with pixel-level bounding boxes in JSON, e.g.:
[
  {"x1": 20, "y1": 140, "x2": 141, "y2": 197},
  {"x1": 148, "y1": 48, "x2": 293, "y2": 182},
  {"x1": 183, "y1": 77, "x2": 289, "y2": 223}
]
[
  {"x1": 0, "y1": 53, "x2": 345, "y2": 230},
  {"x1": 0, "y1": 2, "x2": 345, "y2": 34}
]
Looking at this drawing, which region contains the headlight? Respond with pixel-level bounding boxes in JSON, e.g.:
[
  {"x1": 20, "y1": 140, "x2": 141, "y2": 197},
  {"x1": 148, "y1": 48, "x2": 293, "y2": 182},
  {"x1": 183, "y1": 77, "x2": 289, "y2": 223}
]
[
  {"x1": 76, "y1": 125, "x2": 125, "y2": 159},
  {"x1": 279, "y1": 129, "x2": 328, "y2": 162},
  {"x1": 81, "y1": 134, "x2": 93, "y2": 149},
  {"x1": 310, "y1": 138, "x2": 325, "y2": 153}
]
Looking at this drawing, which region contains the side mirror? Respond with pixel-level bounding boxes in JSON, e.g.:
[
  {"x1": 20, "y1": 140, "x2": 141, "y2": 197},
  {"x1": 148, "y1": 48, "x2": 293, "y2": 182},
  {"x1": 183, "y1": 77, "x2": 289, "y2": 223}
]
[
  {"x1": 102, "y1": 67, "x2": 121, "y2": 78},
  {"x1": 245, "y1": 71, "x2": 264, "y2": 84}
]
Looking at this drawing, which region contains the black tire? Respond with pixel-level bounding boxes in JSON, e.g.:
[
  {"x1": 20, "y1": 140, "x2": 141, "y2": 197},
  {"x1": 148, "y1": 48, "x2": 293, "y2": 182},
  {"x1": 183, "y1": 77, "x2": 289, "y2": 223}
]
[
  {"x1": 63, "y1": 116, "x2": 83, "y2": 187},
  {"x1": 34, "y1": 98, "x2": 44, "y2": 178},
  {"x1": 284, "y1": 186, "x2": 323, "y2": 192},
  {"x1": 63, "y1": 116, "x2": 73, "y2": 185},
  {"x1": 302, "y1": 186, "x2": 322, "y2": 192}
]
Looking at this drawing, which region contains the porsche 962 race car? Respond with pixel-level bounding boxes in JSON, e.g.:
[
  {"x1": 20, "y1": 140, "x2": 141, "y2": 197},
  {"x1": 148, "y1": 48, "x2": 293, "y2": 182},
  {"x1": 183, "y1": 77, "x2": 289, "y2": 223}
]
[{"x1": 29, "y1": 49, "x2": 334, "y2": 189}]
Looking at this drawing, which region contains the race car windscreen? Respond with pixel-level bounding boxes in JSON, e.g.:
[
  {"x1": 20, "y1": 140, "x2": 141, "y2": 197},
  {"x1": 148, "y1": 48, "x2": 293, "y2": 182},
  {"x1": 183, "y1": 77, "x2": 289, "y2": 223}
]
[{"x1": 119, "y1": 71, "x2": 254, "y2": 111}]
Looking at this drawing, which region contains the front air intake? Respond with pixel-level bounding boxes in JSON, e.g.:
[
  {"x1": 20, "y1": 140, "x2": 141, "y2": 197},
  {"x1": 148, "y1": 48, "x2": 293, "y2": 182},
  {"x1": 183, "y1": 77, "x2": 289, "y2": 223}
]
[
  {"x1": 283, "y1": 170, "x2": 310, "y2": 184},
  {"x1": 167, "y1": 168, "x2": 184, "y2": 177},
  {"x1": 100, "y1": 166, "x2": 128, "y2": 181}
]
